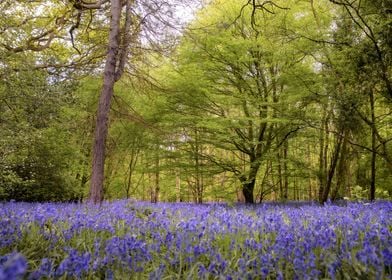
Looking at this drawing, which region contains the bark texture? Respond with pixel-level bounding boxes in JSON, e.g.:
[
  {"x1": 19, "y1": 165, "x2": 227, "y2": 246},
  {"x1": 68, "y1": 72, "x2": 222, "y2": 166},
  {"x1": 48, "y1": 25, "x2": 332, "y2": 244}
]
[{"x1": 89, "y1": 0, "x2": 131, "y2": 203}]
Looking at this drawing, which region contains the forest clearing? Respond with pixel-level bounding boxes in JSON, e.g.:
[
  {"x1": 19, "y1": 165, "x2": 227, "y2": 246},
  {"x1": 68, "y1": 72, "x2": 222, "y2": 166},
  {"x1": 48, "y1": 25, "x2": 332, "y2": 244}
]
[{"x1": 1, "y1": 0, "x2": 391, "y2": 204}]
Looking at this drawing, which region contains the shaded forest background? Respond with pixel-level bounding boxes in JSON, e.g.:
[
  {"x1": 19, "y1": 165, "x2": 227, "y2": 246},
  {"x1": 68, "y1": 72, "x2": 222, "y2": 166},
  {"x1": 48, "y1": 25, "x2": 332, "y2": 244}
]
[{"x1": 0, "y1": 0, "x2": 391, "y2": 203}]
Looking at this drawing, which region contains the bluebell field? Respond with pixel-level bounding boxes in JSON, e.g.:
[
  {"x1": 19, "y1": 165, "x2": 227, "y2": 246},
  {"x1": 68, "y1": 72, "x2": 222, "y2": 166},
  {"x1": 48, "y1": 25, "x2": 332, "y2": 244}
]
[{"x1": 0, "y1": 200, "x2": 391, "y2": 279}]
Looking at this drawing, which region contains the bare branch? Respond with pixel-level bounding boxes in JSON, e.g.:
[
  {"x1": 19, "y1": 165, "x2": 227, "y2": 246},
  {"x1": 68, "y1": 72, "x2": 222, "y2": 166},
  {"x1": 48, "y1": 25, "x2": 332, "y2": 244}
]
[
  {"x1": 69, "y1": 10, "x2": 83, "y2": 55},
  {"x1": 115, "y1": 0, "x2": 133, "y2": 81},
  {"x1": 2, "y1": 31, "x2": 58, "y2": 53},
  {"x1": 73, "y1": 0, "x2": 109, "y2": 10},
  {"x1": 230, "y1": 0, "x2": 289, "y2": 33},
  {"x1": 329, "y1": 0, "x2": 392, "y2": 100}
]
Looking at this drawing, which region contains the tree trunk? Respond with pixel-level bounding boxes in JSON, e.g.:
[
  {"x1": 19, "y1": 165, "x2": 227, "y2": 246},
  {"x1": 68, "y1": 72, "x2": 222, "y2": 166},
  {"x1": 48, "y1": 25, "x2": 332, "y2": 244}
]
[
  {"x1": 153, "y1": 170, "x2": 159, "y2": 203},
  {"x1": 331, "y1": 134, "x2": 348, "y2": 200},
  {"x1": 194, "y1": 129, "x2": 203, "y2": 204},
  {"x1": 283, "y1": 140, "x2": 289, "y2": 200},
  {"x1": 240, "y1": 157, "x2": 261, "y2": 203},
  {"x1": 307, "y1": 143, "x2": 313, "y2": 200},
  {"x1": 321, "y1": 132, "x2": 343, "y2": 203},
  {"x1": 176, "y1": 169, "x2": 182, "y2": 202},
  {"x1": 125, "y1": 162, "x2": 133, "y2": 199},
  {"x1": 152, "y1": 151, "x2": 160, "y2": 203},
  {"x1": 369, "y1": 89, "x2": 376, "y2": 201},
  {"x1": 148, "y1": 173, "x2": 153, "y2": 202},
  {"x1": 125, "y1": 147, "x2": 139, "y2": 199},
  {"x1": 277, "y1": 149, "x2": 283, "y2": 200},
  {"x1": 89, "y1": 0, "x2": 122, "y2": 204},
  {"x1": 318, "y1": 108, "x2": 329, "y2": 202},
  {"x1": 242, "y1": 177, "x2": 255, "y2": 204}
]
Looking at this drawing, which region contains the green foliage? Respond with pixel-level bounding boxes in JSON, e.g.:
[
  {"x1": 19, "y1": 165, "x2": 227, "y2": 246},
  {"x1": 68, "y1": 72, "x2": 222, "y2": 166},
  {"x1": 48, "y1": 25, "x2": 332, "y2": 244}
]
[{"x1": 0, "y1": 62, "x2": 83, "y2": 201}]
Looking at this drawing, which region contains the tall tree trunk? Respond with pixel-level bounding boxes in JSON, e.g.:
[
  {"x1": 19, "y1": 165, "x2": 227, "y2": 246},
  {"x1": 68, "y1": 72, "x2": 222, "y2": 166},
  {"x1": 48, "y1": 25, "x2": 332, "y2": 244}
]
[
  {"x1": 125, "y1": 160, "x2": 133, "y2": 199},
  {"x1": 331, "y1": 134, "x2": 348, "y2": 200},
  {"x1": 141, "y1": 173, "x2": 146, "y2": 201},
  {"x1": 293, "y1": 176, "x2": 297, "y2": 200},
  {"x1": 197, "y1": 177, "x2": 203, "y2": 204},
  {"x1": 89, "y1": 0, "x2": 122, "y2": 203},
  {"x1": 125, "y1": 166, "x2": 132, "y2": 199},
  {"x1": 369, "y1": 89, "x2": 376, "y2": 201},
  {"x1": 307, "y1": 143, "x2": 313, "y2": 200},
  {"x1": 125, "y1": 146, "x2": 139, "y2": 199},
  {"x1": 148, "y1": 173, "x2": 153, "y2": 202},
  {"x1": 317, "y1": 109, "x2": 329, "y2": 201},
  {"x1": 176, "y1": 169, "x2": 182, "y2": 202},
  {"x1": 194, "y1": 129, "x2": 203, "y2": 204},
  {"x1": 277, "y1": 149, "x2": 283, "y2": 200},
  {"x1": 270, "y1": 160, "x2": 276, "y2": 201},
  {"x1": 153, "y1": 169, "x2": 159, "y2": 203},
  {"x1": 257, "y1": 162, "x2": 271, "y2": 203},
  {"x1": 89, "y1": 0, "x2": 133, "y2": 203},
  {"x1": 152, "y1": 151, "x2": 160, "y2": 203},
  {"x1": 321, "y1": 132, "x2": 344, "y2": 203},
  {"x1": 283, "y1": 140, "x2": 289, "y2": 200}
]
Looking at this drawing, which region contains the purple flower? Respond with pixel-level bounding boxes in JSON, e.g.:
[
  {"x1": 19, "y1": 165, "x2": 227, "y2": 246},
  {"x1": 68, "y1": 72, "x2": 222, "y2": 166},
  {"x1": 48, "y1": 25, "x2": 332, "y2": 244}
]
[
  {"x1": 0, "y1": 252, "x2": 28, "y2": 280},
  {"x1": 55, "y1": 249, "x2": 90, "y2": 278},
  {"x1": 28, "y1": 258, "x2": 53, "y2": 280},
  {"x1": 382, "y1": 247, "x2": 392, "y2": 266},
  {"x1": 0, "y1": 199, "x2": 391, "y2": 279}
]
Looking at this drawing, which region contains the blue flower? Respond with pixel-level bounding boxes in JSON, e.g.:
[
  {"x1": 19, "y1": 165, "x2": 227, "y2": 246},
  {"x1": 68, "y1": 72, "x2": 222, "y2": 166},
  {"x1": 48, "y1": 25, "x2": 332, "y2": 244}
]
[
  {"x1": 0, "y1": 252, "x2": 28, "y2": 280},
  {"x1": 28, "y1": 258, "x2": 53, "y2": 280},
  {"x1": 55, "y1": 249, "x2": 90, "y2": 278}
]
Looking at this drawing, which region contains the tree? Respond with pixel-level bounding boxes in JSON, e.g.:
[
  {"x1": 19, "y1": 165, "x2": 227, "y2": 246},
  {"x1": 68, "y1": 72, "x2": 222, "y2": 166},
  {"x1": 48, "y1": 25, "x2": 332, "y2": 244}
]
[
  {"x1": 329, "y1": 0, "x2": 392, "y2": 102},
  {"x1": 324, "y1": 0, "x2": 392, "y2": 201},
  {"x1": 89, "y1": 0, "x2": 133, "y2": 203},
  {"x1": 161, "y1": 0, "x2": 322, "y2": 203},
  {"x1": 80, "y1": 0, "x2": 192, "y2": 203},
  {"x1": 1, "y1": 0, "x2": 187, "y2": 203},
  {"x1": 0, "y1": 57, "x2": 83, "y2": 201}
]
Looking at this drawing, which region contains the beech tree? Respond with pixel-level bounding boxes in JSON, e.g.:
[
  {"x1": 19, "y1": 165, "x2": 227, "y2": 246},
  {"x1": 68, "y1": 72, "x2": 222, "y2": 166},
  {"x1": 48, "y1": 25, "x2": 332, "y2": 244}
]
[
  {"x1": 74, "y1": 0, "x2": 190, "y2": 203},
  {"x1": 88, "y1": 0, "x2": 133, "y2": 203},
  {"x1": 163, "y1": 0, "x2": 320, "y2": 203},
  {"x1": 1, "y1": 0, "x2": 191, "y2": 203}
]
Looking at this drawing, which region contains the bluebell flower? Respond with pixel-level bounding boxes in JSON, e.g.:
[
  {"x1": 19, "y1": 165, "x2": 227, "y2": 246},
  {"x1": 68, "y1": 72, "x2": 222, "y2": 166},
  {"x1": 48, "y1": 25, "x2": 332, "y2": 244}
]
[
  {"x1": 0, "y1": 252, "x2": 28, "y2": 280},
  {"x1": 1, "y1": 199, "x2": 391, "y2": 278},
  {"x1": 382, "y1": 247, "x2": 392, "y2": 266},
  {"x1": 29, "y1": 258, "x2": 54, "y2": 280},
  {"x1": 55, "y1": 249, "x2": 90, "y2": 278},
  {"x1": 261, "y1": 267, "x2": 269, "y2": 278},
  {"x1": 198, "y1": 263, "x2": 207, "y2": 278}
]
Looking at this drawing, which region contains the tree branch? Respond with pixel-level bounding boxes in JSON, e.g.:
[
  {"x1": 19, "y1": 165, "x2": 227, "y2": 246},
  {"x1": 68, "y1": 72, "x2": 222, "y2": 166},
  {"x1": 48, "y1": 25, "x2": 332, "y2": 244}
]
[
  {"x1": 73, "y1": 0, "x2": 109, "y2": 10},
  {"x1": 115, "y1": 0, "x2": 133, "y2": 81}
]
